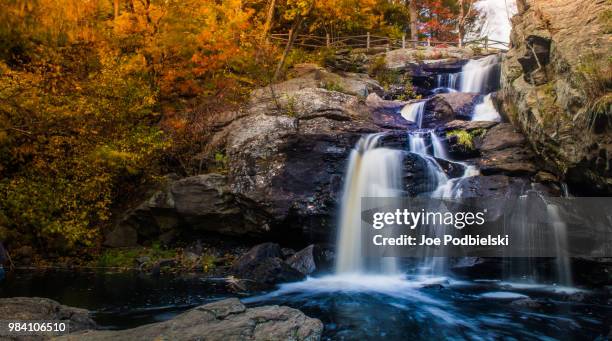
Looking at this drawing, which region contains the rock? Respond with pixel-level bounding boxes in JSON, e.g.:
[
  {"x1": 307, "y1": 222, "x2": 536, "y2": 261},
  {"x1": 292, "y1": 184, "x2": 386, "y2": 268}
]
[
  {"x1": 286, "y1": 244, "x2": 330, "y2": 275},
  {"x1": 56, "y1": 298, "x2": 323, "y2": 341},
  {"x1": 510, "y1": 298, "x2": 542, "y2": 309},
  {"x1": 0, "y1": 297, "x2": 97, "y2": 335},
  {"x1": 478, "y1": 123, "x2": 538, "y2": 176},
  {"x1": 479, "y1": 147, "x2": 538, "y2": 176},
  {"x1": 440, "y1": 120, "x2": 498, "y2": 132},
  {"x1": 365, "y1": 93, "x2": 411, "y2": 129},
  {"x1": 435, "y1": 158, "x2": 468, "y2": 179},
  {"x1": 254, "y1": 64, "x2": 383, "y2": 98},
  {"x1": 479, "y1": 123, "x2": 526, "y2": 152},
  {"x1": 426, "y1": 93, "x2": 481, "y2": 120},
  {"x1": 118, "y1": 69, "x2": 392, "y2": 243},
  {"x1": 232, "y1": 243, "x2": 283, "y2": 271},
  {"x1": 281, "y1": 248, "x2": 297, "y2": 259},
  {"x1": 115, "y1": 174, "x2": 258, "y2": 242},
  {"x1": 384, "y1": 47, "x2": 474, "y2": 71},
  {"x1": 564, "y1": 292, "x2": 588, "y2": 303},
  {"x1": 171, "y1": 175, "x2": 246, "y2": 234},
  {"x1": 231, "y1": 243, "x2": 304, "y2": 289},
  {"x1": 453, "y1": 175, "x2": 531, "y2": 199},
  {"x1": 501, "y1": 0, "x2": 612, "y2": 194},
  {"x1": 104, "y1": 224, "x2": 138, "y2": 248},
  {"x1": 451, "y1": 257, "x2": 503, "y2": 278}
]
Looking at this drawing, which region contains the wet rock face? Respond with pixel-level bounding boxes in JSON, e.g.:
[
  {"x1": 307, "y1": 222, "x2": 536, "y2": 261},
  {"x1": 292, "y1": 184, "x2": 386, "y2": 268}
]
[
  {"x1": 231, "y1": 243, "x2": 305, "y2": 290},
  {"x1": 56, "y1": 298, "x2": 324, "y2": 341},
  {"x1": 501, "y1": 0, "x2": 612, "y2": 194}
]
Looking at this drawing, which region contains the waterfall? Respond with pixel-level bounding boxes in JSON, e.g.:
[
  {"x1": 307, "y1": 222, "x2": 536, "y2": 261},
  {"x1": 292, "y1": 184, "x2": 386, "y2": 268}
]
[
  {"x1": 436, "y1": 73, "x2": 460, "y2": 90},
  {"x1": 472, "y1": 94, "x2": 501, "y2": 122},
  {"x1": 335, "y1": 134, "x2": 404, "y2": 274},
  {"x1": 431, "y1": 132, "x2": 449, "y2": 160},
  {"x1": 546, "y1": 204, "x2": 573, "y2": 286},
  {"x1": 401, "y1": 101, "x2": 426, "y2": 128},
  {"x1": 459, "y1": 54, "x2": 501, "y2": 93},
  {"x1": 408, "y1": 131, "x2": 450, "y2": 195}
]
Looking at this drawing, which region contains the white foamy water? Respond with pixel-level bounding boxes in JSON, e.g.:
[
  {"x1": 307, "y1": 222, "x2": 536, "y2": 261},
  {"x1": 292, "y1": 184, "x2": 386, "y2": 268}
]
[
  {"x1": 335, "y1": 134, "x2": 403, "y2": 274},
  {"x1": 472, "y1": 94, "x2": 501, "y2": 122},
  {"x1": 401, "y1": 101, "x2": 426, "y2": 128},
  {"x1": 480, "y1": 292, "x2": 530, "y2": 299},
  {"x1": 460, "y1": 54, "x2": 501, "y2": 93}
]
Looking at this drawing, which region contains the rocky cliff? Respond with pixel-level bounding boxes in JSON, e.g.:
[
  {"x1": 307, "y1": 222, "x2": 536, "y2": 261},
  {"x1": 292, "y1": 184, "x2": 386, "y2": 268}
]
[{"x1": 501, "y1": 0, "x2": 612, "y2": 194}]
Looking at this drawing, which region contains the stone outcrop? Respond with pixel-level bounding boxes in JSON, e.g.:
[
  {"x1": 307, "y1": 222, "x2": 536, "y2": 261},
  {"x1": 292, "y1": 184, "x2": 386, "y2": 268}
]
[
  {"x1": 0, "y1": 297, "x2": 97, "y2": 340},
  {"x1": 111, "y1": 71, "x2": 387, "y2": 245},
  {"x1": 501, "y1": 0, "x2": 612, "y2": 194},
  {"x1": 56, "y1": 298, "x2": 323, "y2": 341}
]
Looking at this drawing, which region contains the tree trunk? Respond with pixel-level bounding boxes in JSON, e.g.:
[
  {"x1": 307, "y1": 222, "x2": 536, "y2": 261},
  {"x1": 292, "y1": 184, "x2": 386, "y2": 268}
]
[
  {"x1": 114, "y1": 0, "x2": 120, "y2": 19},
  {"x1": 408, "y1": 0, "x2": 418, "y2": 47},
  {"x1": 262, "y1": 0, "x2": 276, "y2": 39},
  {"x1": 272, "y1": 0, "x2": 315, "y2": 82}
]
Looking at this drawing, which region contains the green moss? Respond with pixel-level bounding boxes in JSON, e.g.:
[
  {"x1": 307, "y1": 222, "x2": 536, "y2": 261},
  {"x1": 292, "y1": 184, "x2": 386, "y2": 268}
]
[
  {"x1": 283, "y1": 95, "x2": 298, "y2": 117},
  {"x1": 96, "y1": 242, "x2": 177, "y2": 269},
  {"x1": 323, "y1": 80, "x2": 345, "y2": 93},
  {"x1": 447, "y1": 130, "x2": 474, "y2": 149}
]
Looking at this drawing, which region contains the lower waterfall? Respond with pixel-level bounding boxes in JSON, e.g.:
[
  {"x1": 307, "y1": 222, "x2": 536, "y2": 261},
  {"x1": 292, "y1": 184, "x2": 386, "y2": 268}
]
[{"x1": 335, "y1": 134, "x2": 403, "y2": 274}]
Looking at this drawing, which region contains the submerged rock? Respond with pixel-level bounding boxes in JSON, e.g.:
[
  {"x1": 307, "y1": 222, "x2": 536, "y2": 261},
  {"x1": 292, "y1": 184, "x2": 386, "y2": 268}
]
[{"x1": 57, "y1": 298, "x2": 323, "y2": 341}]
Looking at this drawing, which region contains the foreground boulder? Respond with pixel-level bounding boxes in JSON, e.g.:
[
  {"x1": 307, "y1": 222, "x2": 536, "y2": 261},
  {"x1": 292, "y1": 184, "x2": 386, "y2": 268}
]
[
  {"x1": 0, "y1": 297, "x2": 97, "y2": 338},
  {"x1": 57, "y1": 298, "x2": 323, "y2": 341}
]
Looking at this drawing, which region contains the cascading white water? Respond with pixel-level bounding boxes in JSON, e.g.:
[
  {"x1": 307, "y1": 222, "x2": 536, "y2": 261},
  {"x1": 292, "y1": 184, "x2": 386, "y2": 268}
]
[
  {"x1": 408, "y1": 131, "x2": 450, "y2": 195},
  {"x1": 546, "y1": 203, "x2": 573, "y2": 286},
  {"x1": 472, "y1": 94, "x2": 502, "y2": 122},
  {"x1": 401, "y1": 101, "x2": 426, "y2": 128},
  {"x1": 335, "y1": 134, "x2": 404, "y2": 274},
  {"x1": 459, "y1": 54, "x2": 501, "y2": 93},
  {"x1": 436, "y1": 73, "x2": 460, "y2": 90},
  {"x1": 431, "y1": 133, "x2": 449, "y2": 160}
]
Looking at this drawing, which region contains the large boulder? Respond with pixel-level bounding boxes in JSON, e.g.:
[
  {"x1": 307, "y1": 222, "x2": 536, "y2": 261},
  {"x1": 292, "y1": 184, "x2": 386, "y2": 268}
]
[
  {"x1": 106, "y1": 174, "x2": 258, "y2": 246},
  {"x1": 365, "y1": 93, "x2": 411, "y2": 129},
  {"x1": 426, "y1": 93, "x2": 481, "y2": 120},
  {"x1": 478, "y1": 123, "x2": 538, "y2": 176},
  {"x1": 117, "y1": 81, "x2": 387, "y2": 242},
  {"x1": 501, "y1": 0, "x2": 612, "y2": 194},
  {"x1": 0, "y1": 297, "x2": 97, "y2": 338},
  {"x1": 57, "y1": 298, "x2": 323, "y2": 341},
  {"x1": 384, "y1": 47, "x2": 474, "y2": 71},
  {"x1": 253, "y1": 63, "x2": 383, "y2": 98},
  {"x1": 286, "y1": 244, "x2": 332, "y2": 275},
  {"x1": 231, "y1": 243, "x2": 305, "y2": 290}
]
